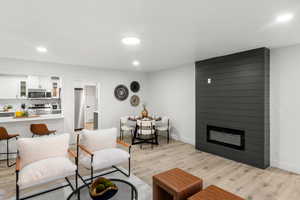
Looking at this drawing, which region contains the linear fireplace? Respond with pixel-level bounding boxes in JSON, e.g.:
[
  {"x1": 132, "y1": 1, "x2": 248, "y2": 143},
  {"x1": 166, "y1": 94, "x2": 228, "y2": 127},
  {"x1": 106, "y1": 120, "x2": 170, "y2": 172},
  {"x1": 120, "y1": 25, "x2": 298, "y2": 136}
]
[{"x1": 207, "y1": 125, "x2": 245, "y2": 150}]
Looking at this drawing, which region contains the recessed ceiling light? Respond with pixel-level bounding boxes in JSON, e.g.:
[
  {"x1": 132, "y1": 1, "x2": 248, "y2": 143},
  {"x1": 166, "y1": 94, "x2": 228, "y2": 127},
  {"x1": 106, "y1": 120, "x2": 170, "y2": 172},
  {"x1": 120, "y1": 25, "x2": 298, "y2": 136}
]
[
  {"x1": 36, "y1": 46, "x2": 48, "y2": 53},
  {"x1": 276, "y1": 13, "x2": 294, "y2": 23},
  {"x1": 122, "y1": 37, "x2": 141, "y2": 46},
  {"x1": 132, "y1": 60, "x2": 140, "y2": 67}
]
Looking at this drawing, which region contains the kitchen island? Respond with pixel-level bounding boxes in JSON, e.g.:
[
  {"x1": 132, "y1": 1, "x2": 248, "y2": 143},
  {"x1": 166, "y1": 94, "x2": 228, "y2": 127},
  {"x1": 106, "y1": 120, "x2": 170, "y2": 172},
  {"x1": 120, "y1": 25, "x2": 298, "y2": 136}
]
[{"x1": 0, "y1": 114, "x2": 64, "y2": 160}]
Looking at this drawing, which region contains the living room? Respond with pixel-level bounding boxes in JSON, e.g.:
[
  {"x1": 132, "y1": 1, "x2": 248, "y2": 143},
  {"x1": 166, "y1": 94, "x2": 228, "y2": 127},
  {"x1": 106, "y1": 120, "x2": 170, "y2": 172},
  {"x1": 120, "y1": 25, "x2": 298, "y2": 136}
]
[{"x1": 0, "y1": 1, "x2": 300, "y2": 200}]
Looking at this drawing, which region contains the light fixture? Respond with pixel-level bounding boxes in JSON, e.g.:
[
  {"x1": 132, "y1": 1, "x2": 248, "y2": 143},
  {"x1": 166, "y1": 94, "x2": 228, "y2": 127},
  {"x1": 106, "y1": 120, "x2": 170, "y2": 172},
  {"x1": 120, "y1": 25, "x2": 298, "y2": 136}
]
[
  {"x1": 132, "y1": 60, "x2": 140, "y2": 67},
  {"x1": 36, "y1": 46, "x2": 48, "y2": 53},
  {"x1": 207, "y1": 78, "x2": 212, "y2": 84},
  {"x1": 276, "y1": 13, "x2": 294, "y2": 23},
  {"x1": 122, "y1": 37, "x2": 141, "y2": 46}
]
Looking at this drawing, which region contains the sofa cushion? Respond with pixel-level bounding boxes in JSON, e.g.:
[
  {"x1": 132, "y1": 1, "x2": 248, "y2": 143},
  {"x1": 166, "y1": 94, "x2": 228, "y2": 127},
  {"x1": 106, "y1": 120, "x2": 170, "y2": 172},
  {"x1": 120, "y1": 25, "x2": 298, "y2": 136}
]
[
  {"x1": 80, "y1": 148, "x2": 129, "y2": 170},
  {"x1": 80, "y1": 128, "x2": 117, "y2": 154},
  {"x1": 18, "y1": 157, "x2": 76, "y2": 189},
  {"x1": 17, "y1": 134, "x2": 70, "y2": 167}
]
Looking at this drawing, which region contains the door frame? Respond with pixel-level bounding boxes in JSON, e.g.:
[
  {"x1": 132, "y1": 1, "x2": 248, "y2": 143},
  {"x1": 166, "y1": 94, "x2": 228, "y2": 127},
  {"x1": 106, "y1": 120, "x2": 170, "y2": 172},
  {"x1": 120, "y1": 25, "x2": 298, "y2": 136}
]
[
  {"x1": 73, "y1": 80, "x2": 101, "y2": 130},
  {"x1": 84, "y1": 84, "x2": 97, "y2": 124}
]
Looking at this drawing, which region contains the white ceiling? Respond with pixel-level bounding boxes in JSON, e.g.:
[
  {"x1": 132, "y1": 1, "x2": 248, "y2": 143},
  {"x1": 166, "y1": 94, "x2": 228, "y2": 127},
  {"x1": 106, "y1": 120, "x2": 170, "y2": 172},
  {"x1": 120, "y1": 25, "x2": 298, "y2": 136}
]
[{"x1": 0, "y1": 0, "x2": 299, "y2": 71}]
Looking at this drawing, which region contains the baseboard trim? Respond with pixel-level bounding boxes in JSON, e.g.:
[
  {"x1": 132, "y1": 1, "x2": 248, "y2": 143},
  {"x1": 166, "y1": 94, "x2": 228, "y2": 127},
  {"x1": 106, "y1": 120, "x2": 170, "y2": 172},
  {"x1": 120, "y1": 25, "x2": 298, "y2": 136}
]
[
  {"x1": 171, "y1": 134, "x2": 194, "y2": 145},
  {"x1": 271, "y1": 160, "x2": 300, "y2": 174}
]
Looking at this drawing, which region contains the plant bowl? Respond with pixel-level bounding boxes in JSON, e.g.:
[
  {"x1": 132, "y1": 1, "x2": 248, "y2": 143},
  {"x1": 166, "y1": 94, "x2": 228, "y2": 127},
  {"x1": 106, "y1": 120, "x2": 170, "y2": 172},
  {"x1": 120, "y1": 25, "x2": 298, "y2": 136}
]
[{"x1": 89, "y1": 177, "x2": 118, "y2": 200}]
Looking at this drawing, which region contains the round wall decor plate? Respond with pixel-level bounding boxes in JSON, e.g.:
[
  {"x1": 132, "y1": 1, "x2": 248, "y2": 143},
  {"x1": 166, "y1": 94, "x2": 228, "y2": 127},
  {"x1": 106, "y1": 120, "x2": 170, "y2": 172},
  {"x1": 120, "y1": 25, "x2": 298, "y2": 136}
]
[
  {"x1": 130, "y1": 81, "x2": 140, "y2": 93},
  {"x1": 130, "y1": 95, "x2": 140, "y2": 107},
  {"x1": 114, "y1": 85, "x2": 129, "y2": 101}
]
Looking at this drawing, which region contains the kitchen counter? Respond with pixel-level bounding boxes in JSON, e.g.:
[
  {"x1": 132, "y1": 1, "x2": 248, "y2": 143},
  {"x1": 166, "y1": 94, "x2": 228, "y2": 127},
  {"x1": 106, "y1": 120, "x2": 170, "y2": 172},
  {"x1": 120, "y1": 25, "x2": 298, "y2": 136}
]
[{"x1": 0, "y1": 114, "x2": 64, "y2": 123}]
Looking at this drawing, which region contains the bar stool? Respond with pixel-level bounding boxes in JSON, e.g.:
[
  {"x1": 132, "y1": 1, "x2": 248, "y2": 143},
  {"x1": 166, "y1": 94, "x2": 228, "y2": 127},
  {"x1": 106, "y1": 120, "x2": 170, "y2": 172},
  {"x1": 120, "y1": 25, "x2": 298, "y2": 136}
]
[
  {"x1": 0, "y1": 127, "x2": 19, "y2": 167},
  {"x1": 30, "y1": 124, "x2": 56, "y2": 137}
]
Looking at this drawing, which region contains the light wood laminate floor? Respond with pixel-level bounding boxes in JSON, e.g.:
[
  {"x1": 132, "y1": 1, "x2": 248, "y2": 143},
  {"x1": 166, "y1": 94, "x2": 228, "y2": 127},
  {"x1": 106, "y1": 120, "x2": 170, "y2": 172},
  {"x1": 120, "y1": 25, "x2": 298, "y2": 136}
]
[{"x1": 1, "y1": 137, "x2": 300, "y2": 200}]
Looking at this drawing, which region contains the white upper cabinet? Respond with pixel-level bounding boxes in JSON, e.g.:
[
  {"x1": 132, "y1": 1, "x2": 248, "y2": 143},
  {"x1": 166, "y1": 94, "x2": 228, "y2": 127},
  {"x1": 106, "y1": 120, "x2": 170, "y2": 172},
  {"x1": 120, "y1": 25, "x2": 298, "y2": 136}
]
[
  {"x1": 0, "y1": 75, "x2": 54, "y2": 99},
  {"x1": 27, "y1": 76, "x2": 52, "y2": 91},
  {"x1": 27, "y1": 75, "x2": 39, "y2": 89},
  {"x1": 0, "y1": 75, "x2": 27, "y2": 99},
  {"x1": 39, "y1": 76, "x2": 52, "y2": 91}
]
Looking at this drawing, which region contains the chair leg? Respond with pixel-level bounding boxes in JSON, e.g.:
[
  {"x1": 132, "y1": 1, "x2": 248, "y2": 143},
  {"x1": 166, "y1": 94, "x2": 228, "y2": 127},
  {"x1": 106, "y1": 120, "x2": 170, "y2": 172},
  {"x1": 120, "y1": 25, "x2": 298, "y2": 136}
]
[
  {"x1": 75, "y1": 150, "x2": 79, "y2": 189},
  {"x1": 75, "y1": 170, "x2": 78, "y2": 189},
  {"x1": 6, "y1": 139, "x2": 9, "y2": 167},
  {"x1": 128, "y1": 146, "x2": 131, "y2": 177},
  {"x1": 128, "y1": 157, "x2": 131, "y2": 177},
  {"x1": 91, "y1": 166, "x2": 94, "y2": 183},
  {"x1": 167, "y1": 130, "x2": 170, "y2": 144},
  {"x1": 155, "y1": 131, "x2": 159, "y2": 145},
  {"x1": 91, "y1": 155, "x2": 94, "y2": 183},
  {"x1": 16, "y1": 171, "x2": 19, "y2": 200},
  {"x1": 132, "y1": 130, "x2": 136, "y2": 145}
]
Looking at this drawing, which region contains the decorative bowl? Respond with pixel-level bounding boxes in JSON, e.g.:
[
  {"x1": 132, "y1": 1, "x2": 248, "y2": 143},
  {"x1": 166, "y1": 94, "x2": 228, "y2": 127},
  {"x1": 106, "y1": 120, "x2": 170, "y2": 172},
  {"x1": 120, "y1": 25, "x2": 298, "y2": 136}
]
[{"x1": 89, "y1": 177, "x2": 118, "y2": 200}]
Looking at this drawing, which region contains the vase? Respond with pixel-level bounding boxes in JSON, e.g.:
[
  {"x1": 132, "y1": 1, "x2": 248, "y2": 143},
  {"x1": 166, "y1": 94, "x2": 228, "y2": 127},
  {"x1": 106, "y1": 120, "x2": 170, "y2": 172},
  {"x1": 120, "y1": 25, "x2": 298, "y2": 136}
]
[{"x1": 141, "y1": 105, "x2": 148, "y2": 118}]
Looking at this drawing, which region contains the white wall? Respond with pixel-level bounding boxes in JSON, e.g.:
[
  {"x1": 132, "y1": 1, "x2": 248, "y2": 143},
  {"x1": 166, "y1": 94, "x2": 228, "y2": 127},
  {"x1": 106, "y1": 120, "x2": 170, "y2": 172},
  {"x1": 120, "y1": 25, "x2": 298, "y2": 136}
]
[
  {"x1": 270, "y1": 44, "x2": 300, "y2": 174},
  {"x1": 2, "y1": 44, "x2": 300, "y2": 174},
  {"x1": 0, "y1": 58, "x2": 148, "y2": 136},
  {"x1": 145, "y1": 44, "x2": 300, "y2": 174},
  {"x1": 147, "y1": 64, "x2": 195, "y2": 144}
]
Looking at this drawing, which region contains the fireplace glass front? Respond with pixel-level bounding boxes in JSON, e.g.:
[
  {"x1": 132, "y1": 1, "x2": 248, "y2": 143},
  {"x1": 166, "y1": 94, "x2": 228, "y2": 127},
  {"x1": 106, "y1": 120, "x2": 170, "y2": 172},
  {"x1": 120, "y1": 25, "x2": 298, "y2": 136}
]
[{"x1": 207, "y1": 125, "x2": 245, "y2": 150}]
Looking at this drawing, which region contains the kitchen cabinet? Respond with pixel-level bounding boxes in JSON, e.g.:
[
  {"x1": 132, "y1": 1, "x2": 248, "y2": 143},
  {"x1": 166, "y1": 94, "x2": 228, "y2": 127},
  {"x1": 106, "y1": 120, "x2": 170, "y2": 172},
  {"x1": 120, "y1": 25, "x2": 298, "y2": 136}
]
[
  {"x1": 0, "y1": 75, "x2": 27, "y2": 99},
  {"x1": 0, "y1": 75, "x2": 56, "y2": 99},
  {"x1": 27, "y1": 76, "x2": 39, "y2": 89},
  {"x1": 39, "y1": 76, "x2": 52, "y2": 91},
  {"x1": 27, "y1": 76, "x2": 52, "y2": 91}
]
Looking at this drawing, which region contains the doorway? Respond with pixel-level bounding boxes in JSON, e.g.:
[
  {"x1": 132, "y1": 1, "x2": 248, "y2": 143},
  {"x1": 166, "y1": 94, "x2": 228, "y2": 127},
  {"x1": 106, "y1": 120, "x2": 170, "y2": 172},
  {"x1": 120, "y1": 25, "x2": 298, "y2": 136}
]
[
  {"x1": 74, "y1": 82, "x2": 100, "y2": 131},
  {"x1": 84, "y1": 85, "x2": 97, "y2": 129}
]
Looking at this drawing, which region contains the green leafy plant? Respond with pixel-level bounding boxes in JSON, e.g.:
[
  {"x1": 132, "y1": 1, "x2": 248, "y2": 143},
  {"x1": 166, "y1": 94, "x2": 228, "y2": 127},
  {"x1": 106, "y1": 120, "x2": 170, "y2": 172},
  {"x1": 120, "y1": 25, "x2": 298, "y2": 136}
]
[
  {"x1": 94, "y1": 179, "x2": 115, "y2": 193},
  {"x1": 95, "y1": 184, "x2": 105, "y2": 193}
]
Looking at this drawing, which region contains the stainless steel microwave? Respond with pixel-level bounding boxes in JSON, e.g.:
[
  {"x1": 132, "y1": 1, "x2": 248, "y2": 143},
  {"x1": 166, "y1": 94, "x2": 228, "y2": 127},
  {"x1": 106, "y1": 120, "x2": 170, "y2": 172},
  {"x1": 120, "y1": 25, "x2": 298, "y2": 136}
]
[{"x1": 28, "y1": 89, "x2": 52, "y2": 99}]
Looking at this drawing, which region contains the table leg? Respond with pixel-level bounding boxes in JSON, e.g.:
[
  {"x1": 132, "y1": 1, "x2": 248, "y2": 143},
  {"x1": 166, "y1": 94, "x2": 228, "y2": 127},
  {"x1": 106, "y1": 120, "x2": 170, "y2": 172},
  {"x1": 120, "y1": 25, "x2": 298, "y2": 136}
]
[{"x1": 153, "y1": 182, "x2": 172, "y2": 200}]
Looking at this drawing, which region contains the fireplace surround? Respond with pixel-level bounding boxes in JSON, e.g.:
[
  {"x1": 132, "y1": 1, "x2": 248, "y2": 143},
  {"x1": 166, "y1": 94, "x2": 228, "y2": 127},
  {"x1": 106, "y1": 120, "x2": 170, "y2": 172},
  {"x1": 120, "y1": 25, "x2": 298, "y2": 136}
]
[{"x1": 195, "y1": 48, "x2": 270, "y2": 169}]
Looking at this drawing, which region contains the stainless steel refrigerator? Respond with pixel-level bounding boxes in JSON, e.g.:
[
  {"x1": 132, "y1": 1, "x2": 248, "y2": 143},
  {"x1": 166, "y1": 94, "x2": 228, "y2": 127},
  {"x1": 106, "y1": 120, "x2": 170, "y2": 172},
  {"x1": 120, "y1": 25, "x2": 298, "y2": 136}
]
[{"x1": 74, "y1": 88, "x2": 85, "y2": 130}]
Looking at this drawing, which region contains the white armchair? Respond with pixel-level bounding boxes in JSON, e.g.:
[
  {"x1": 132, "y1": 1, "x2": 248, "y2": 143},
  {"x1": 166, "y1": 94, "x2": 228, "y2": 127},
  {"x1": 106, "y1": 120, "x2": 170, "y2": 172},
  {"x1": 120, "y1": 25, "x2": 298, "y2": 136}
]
[
  {"x1": 15, "y1": 133, "x2": 78, "y2": 200},
  {"x1": 77, "y1": 128, "x2": 131, "y2": 183}
]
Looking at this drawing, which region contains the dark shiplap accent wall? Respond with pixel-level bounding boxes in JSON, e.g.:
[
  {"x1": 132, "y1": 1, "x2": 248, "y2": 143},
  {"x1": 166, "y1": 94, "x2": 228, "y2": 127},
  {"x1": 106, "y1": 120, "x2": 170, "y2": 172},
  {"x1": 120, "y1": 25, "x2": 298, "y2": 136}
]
[{"x1": 195, "y1": 48, "x2": 270, "y2": 169}]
